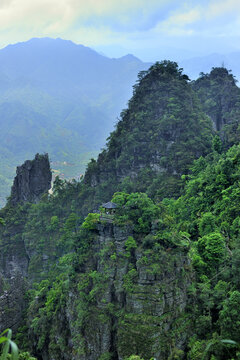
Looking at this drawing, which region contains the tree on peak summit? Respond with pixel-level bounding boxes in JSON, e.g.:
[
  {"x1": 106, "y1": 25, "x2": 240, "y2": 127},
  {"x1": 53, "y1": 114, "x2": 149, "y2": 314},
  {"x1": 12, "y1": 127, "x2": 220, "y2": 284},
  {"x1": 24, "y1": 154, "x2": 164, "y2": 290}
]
[
  {"x1": 83, "y1": 60, "x2": 212, "y2": 202},
  {"x1": 133, "y1": 60, "x2": 190, "y2": 96}
]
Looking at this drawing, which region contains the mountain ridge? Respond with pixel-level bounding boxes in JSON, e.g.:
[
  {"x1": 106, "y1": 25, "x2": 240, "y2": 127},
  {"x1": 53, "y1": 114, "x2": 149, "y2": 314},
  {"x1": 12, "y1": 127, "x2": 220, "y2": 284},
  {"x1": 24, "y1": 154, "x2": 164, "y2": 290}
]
[{"x1": 0, "y1": 37, "x2": 151, "y2": 207}]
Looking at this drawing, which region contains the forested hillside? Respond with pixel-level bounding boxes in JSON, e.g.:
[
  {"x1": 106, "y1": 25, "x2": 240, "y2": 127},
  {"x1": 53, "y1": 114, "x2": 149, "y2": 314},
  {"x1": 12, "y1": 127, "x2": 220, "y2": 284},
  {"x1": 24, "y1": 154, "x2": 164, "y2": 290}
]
[
  {"x1": 1, "y1": 62, "x2": 240, "y2": 360},
  {"x1": 82, "y1": 61, "x2": 212, "y2": 206}
]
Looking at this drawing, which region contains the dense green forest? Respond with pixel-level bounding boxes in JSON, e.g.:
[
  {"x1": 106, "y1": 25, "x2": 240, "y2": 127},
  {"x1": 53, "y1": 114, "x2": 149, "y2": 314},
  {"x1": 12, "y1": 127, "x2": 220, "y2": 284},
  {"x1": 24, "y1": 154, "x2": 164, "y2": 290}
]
[{"x1": 1, "y1": 61, "x2": 240, "y2": 359}]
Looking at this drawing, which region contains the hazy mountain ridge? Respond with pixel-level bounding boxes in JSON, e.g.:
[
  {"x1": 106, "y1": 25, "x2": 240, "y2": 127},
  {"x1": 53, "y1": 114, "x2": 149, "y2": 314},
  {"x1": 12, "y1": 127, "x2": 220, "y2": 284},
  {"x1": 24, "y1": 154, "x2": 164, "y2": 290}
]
[
  {"x1": 0, "y1": 37, "x2": 151, "y2": 206},
  {"x1": 180, "y1": 52, "x2": 240, "y2": 80}
]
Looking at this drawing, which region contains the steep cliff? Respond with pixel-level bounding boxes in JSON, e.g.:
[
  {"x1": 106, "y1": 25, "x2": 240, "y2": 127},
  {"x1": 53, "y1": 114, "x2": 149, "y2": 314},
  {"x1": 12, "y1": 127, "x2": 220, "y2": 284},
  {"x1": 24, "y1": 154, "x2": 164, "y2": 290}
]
[
  {"x1": 192, "y1": 67, "x2": 240, "y2": 146},
  {"x1": 26, "y1": 203, "x2": 193, "y2": 360},
  {"x1": 0, "y1": 203, "x2": 29, "y2": 332},
  {"x1": 10, "y1": 153, "x2": 52, "y2": 205},
  {"x1": 83, "y1": 61, "x2": 213, "y2": 203},
  {"x1": 0, "y1": 153, "x2": 52, "y2": 332}
]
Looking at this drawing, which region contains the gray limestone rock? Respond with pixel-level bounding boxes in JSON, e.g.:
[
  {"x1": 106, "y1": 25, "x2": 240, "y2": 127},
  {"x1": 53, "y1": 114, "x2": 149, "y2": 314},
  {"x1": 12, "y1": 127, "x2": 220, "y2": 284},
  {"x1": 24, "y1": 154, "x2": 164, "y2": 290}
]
[
  {"x1": 10, "y1": 153, "x2": 52, "y2": 205},
  {"x1": 65, "y1": 223, "x2": 193, "y2": 360},
  {"x1": 0, "y1": 153, "x2": 51, "y2": 332}
]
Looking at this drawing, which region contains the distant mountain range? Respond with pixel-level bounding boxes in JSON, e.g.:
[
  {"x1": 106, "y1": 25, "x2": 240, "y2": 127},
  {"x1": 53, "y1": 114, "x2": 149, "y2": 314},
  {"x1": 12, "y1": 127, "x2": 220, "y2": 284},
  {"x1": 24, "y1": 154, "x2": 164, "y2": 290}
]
[
  {"x1": 0, "y1": 37, "x2": 151, "y2": 206},
  {"x1": 180, "y1": 52, "x2": 240, "y2": 80}
]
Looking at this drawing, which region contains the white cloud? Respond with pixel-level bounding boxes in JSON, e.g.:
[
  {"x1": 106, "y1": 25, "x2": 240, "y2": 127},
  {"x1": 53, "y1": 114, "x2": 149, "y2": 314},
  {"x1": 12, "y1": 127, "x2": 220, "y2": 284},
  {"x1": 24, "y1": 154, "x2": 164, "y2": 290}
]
[
  {"x1": 207, "y1": 0, "x2": 240, "y2": 18},
  {"x1": 0, "y1": 0, "x2": 166, "y2": 32},
  {"x1": 0, "y1": 0, "x2": 175, "y2": 47},
  {"x1": 161, "y1": 7, "x2": 202, "y2": 28},
  {"x1": 0, "y1": 0, "x2": 239, "y2": 58},
  {"x1": 0, "y1": 0, "x2": 75, "y2": 31}
]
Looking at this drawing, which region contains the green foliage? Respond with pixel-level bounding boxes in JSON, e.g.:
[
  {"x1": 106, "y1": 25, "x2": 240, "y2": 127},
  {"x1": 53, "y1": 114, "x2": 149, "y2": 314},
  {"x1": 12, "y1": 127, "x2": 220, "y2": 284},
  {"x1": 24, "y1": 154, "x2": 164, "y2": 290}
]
[
  {"x1": 125, "y1": 236, "x2": 137, "y2": 256},
  {"x1": 49, "y1": 215, "x2": 59, "y2": 231},
  {"x1": 27, "y1": 275, "x2": 71, "y2": 355},
  {"x1": 82, "y1": 60, "x2": 212, "y2": 202},
  {"x1": 81, "y1": 213, "x2": 100, "y2": 230},
  {"x1": 3, "y1": 63, "x2": 240, "y2": 360},
  {"x1": 123, "y1": 268, "x2": 138, "y2": 292},
  {"x1": 99, "y1": 352, "x2": 113, "y2": 360},
  {"x1": 198, "y1": 213, "x2": 217, "y2": 237},
  {"x1": 18, "y1": 352, "x2": 36, "y2": 360},
  {"x1": 212, "y1": 136, "x2": 223, "y2": 154},
  {"x1": 112, "y1": 192, "x2": 160, "y2": 233},
  {"x1": 219, "y1": 291, "x2": 240, "y2": 342},
  {"x1": 197, "y1": 232, "x2": 226, "y2": 271},
  {"x1": 167, "y1": 143, "x2": 240, "y2": 359},
  {"x1": 64, "y1": 212, "x2": 79, "y2": 233},
  {"x1": 0, "y1": 329, "x2": 18, "y2": 360}
]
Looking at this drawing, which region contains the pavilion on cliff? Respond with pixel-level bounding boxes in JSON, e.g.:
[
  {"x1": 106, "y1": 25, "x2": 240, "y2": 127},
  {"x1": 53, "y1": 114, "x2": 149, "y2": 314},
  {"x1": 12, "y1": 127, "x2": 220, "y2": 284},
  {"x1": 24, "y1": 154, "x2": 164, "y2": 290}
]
[{"x1": 101, "y1": 201, "x2": 118, "y2": 215}]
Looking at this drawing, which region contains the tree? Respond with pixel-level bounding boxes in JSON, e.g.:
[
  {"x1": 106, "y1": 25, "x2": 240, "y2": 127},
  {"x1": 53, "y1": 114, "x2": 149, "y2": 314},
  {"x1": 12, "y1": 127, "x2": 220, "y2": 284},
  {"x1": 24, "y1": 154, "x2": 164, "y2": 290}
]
[
  {"x1": 197, "y1": 232, "x2": 226, "y2": 272},
  {"x1": 219, "y1": 291, "x2": 240, "y2": 342}
]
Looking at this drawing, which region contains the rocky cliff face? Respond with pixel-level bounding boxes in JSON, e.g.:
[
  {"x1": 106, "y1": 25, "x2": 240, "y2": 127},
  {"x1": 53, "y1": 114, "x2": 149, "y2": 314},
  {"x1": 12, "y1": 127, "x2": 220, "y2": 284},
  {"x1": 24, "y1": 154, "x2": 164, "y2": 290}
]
[
  {"x1": 192, "y1": 67, "x2": 240, "y2": 141},
  {"x1": 79, "y1": 223, "x2": 192, "y2": 360},
  {"x1": 0, "y1": 274, "x2": 28, "y2": 332},
  {"x1": 0, "y1": 205, "x2": 29, "y2": 331},
  {"x1": 0, "y1": 154, "x2": 52, "y2": 332},
  {"x1": 27, "y1": 220, "x2": 193, "y2": 360},
  {"x1": 0, "y1": 217, "x2": 29, "y2": 332},
  {"x1": 81, "y1": 224, "x2": 191, "y2": 360},
  {"x1": 10, "y1": 153, "x2": 52, "y2": 205}
]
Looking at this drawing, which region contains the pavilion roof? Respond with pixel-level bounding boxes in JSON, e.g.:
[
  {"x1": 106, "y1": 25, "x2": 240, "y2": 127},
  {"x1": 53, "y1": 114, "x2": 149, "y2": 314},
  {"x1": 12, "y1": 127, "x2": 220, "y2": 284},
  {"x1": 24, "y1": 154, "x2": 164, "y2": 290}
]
[{"x1": 102, "y1": 201, "x2": 118, "y2": 209}]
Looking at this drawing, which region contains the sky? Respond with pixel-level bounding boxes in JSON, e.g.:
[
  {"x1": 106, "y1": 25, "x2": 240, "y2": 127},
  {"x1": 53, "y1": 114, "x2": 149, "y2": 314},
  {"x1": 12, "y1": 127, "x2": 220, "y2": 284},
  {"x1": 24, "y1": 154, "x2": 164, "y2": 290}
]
[{"x1": 0, "y1": 0, "x2": 239, "y2": 61}]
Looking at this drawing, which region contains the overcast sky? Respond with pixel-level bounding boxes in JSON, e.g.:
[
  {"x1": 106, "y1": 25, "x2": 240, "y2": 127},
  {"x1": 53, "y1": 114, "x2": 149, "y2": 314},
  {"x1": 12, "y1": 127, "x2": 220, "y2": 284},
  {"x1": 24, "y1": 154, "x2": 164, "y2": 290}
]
[{"x1": 0, "y1": 0, "x2": 239, "y2": 61}]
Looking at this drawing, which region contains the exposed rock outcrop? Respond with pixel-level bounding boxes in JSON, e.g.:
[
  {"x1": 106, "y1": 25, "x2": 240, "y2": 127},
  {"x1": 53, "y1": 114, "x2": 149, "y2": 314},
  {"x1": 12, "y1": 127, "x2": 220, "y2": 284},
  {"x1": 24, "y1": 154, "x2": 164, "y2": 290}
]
[
  {"x1": 10, "y1": 153, "x2": 52, "y2": 205},
  {"x1": 0, "y1": 225, "x2": 29, "y2": 332},
  {"x1": 86, "y1": 223, "x2": 192, "y2": 360},
  {"x1": 0, "y1": 153, "x2": 52, "y2": 332},
  {"x1": 192, "y1": 67, "x2": 240, "y2": 136},
  {"x1": 0, "y1": 274, "x2": 27, "y2": 332},
  {"x1": 42, "y1": 222, "x2": 193, "y2": 360}
]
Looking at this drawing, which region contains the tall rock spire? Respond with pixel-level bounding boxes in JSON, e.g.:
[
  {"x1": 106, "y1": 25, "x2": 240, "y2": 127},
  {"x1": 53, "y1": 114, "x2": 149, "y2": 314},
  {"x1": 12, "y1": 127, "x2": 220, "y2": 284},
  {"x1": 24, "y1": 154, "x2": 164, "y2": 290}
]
[{"x1": 10, "y1": 153, "x2": 52, "y2": 205}]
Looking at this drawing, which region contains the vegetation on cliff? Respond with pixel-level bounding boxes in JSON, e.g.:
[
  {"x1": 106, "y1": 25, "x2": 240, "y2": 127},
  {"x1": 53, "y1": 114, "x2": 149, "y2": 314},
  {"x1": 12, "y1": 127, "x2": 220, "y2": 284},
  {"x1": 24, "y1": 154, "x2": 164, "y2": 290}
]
[
  {"x1": 1, "y1": 62, "x2": 240, "y2": 359},
  {"x1": 192, "y1": 67, "x2": 240, "y2": 147},
  {"x1": 83, "y1": 60, "x2": 213, "y2": 202}
]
